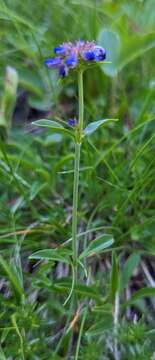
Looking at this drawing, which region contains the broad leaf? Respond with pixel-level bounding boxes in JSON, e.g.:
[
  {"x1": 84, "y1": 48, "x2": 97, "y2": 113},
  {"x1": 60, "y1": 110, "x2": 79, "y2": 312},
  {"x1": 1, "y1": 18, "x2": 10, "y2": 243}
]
[
  {"x1": 84, "y1": 119, "x2": 117, "y2": 136},
  {"x1": 29, "y1": 248, "x2": 71, "y2": 264},
  {"x1": 98, "y1": 29, "x2": 121, "y2": 77},
  {"x1": 79, "y1": 234, "x2": 114, "y2": 259},
  {"x1": 32, "y1": 119, "x2": 75, "y2": 139},
  {"x1": 98, "y1": 28, "x2": 155, "y2": 75}
]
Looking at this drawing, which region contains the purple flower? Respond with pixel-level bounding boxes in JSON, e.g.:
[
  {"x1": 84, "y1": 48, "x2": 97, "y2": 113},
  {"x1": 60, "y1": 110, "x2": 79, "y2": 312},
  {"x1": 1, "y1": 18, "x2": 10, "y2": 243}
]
[
  {"x1": 59, "y1": 64, "x2": 68, "y2": 77},
  {"x1": 54, "y1": 46, "x2": 66, "y2": 55},
  {"x1": 81, "y1": 50, "x2": 95, "y2": 61},
  {"x1": 45, "y1": 57, "x2": 62, "y2": 68},
  {"x1": 68, "y1": 118, "x2": 77, "y2": 126},
  {"x1": 65, "y1": 54, "x2": 78, "y2": 68},
  {"x1": 76, "y1": 39, "x2": 85, "y2": 47},
  {"x1": 45, "y1": 41, "x2": 106, "y2": 77},
  {"x1": 94, "y1": 46, "x2": 106, "y2": 61}
]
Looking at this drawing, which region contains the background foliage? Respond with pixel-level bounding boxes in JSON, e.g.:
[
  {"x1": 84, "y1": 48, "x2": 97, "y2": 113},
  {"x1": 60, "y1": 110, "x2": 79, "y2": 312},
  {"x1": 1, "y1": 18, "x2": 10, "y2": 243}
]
[{"x1": 0, "y1": 0, "x2": 155, "y2": 359}]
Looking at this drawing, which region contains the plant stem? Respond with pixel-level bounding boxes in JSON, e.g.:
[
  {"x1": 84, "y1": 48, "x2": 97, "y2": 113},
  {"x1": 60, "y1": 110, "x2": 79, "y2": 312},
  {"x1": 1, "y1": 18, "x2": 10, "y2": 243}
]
[
  {"x1": 72, "y1": 142, "x2": 81, "y2": 280},
  {"x1": 72, "y1": 70, "x2": 84, "y2": 283},
  {"x1": 78, "y1": 70, "x2": 84, "y2": 135}
]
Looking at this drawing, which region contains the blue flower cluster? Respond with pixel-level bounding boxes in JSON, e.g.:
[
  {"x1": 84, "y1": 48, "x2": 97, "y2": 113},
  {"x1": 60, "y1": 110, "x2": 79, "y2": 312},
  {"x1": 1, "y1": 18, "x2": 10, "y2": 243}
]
[{"x1": 45, "y1": 40, "x2": 106, "y2": 77}]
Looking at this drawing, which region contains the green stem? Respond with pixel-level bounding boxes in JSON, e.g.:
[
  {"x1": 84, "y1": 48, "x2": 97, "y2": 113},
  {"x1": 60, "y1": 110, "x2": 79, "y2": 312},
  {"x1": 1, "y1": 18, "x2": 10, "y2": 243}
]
[
  {"x1": 72, "y1": 70, "x2": 84, "y2": 282},
  {"x1": 78, "y1": 70, "x2": 84, "y2": 135},
  {"x1": 72, "y1": 142, "x2": 81, "y2": 279}
]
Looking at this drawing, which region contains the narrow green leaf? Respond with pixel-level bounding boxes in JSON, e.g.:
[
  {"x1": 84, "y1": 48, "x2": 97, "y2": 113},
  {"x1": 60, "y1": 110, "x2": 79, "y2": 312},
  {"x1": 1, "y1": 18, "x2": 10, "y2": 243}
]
[
  {"x1": 126, "y1": 287, "x2": 155, "y2": 306},
  {"x1": 84, "y1": 119, "x2": 118, "y2": 136},
  {"x1": 111, "y1": 251, "x2": 120, "y2": 300},
  {"x1": 86, "y1": 315, "x2": 113, "y2": 337},
  {"x1": 11, "y1": 314, "x2": 23, "y2": 345},
  {"x1": 1, "y1": 328, "x2": 10, "y2": 344},
  {"x1": 0, "y1": 346, "x2": 6, "y2": 360},
  {"x1": 0, "y1": 66, "x2": 18, "y2": 131},
  {"x1": 30, "y1": 181, "x2": 46, "y2": 200},
  {"x1": 52, "y1": 279, "x2": 102, "y2": 302},
  {"x1": 79, "y1": 234, "x2": 114, "y2": 259},
  {"x1": 92, "y1": 303, "x2": 112, "y2": 314},
  {"x1": 32, "y1": 119, "x2": 75, "y2": 139},
  {"x1": 29, "y1": 248, "x2": 71, "y2": 264},
  {"x1": 121, "y1": 253, "x2": 140, "y2": 290},
  {"x1": 0, "y1": 256, "x2": 23, "y2": 301}
]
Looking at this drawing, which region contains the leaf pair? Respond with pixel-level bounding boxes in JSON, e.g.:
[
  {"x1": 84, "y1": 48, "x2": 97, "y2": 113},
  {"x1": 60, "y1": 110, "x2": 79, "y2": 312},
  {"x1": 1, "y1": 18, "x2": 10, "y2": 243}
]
[
  {"x1": 29, "y1": 234, "x2": 114, "y2": 263},
  {"x1": 32, "y1": 118, "x2": 118, "y2": 139}
]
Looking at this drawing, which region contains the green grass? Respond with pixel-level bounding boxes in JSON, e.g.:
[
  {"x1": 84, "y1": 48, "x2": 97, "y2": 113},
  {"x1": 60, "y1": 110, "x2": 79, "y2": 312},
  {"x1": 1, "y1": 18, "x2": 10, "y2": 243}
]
[{"x1": 0, "y1": 0, "x2": 155, "y2": 359}]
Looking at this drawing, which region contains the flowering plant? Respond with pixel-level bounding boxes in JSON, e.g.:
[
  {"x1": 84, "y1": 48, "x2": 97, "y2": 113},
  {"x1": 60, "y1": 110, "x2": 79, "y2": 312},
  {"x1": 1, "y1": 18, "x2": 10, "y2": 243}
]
[{"x1": 30, "y1": 40, "x2": 118, "y2": 359}]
